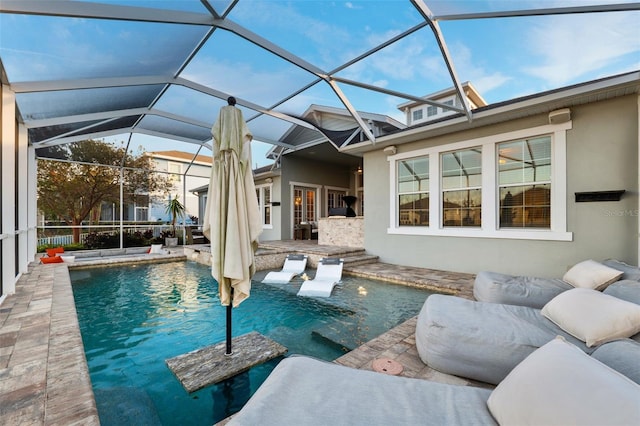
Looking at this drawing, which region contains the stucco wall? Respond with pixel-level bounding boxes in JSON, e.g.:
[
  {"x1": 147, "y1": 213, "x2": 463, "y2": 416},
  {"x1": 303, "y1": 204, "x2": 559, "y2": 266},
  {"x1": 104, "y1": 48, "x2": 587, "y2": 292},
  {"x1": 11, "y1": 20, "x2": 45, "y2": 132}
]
[
  {"x1": 363, "y1": 95, "x2": 639, "y2": 277},
  {"x1": 280, "y1": 157, "x2": 354, "y2": 239}
]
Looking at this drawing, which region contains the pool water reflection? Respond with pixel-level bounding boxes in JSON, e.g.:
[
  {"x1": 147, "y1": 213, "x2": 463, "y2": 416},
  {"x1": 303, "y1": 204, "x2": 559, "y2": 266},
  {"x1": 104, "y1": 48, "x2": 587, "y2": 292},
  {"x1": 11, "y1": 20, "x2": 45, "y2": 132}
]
[{"x1": 71, "y1": 261, "x2": 436, "y2": 425}]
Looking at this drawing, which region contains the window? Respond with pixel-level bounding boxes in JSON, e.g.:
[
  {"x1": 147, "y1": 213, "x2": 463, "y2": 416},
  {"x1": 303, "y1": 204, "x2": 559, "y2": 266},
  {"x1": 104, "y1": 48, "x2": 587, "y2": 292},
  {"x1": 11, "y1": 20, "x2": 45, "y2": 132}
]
[
  {"x1": 397, "y1": 156, "x2": 429, "y2": 226},
  {"x1": 442, "y1": 99, "x2": 455, "y2": 114},
  {"x1": 441, "y1": 148, "x2": 482, "y2": 227},
  {"x1": 412, "y1": 109, "x2": 423, "y2": 121},
  {"x1": 264, "y1": 186, "x2": 271, "y2": 226},
  {"x1": 327, "y1": 189, "x2": 347, "y2": 214},
  {"x1": 135, "y1": 206, "x2": 149, "y2": 222},
  {"x1": 427, "y1": 105, "x2": 438, "y2": 117},
  {"x1": 168, "y1": 162, "x2": 182, "y2": 183},
  {"x1": 256, "y1": 184, "x2": 272, "y2": 227},
  {"x1": 387, "y1": 121, "x2": 571, "y2": 241},
  {"x1": 498, "y1": 136, "x2": 551, "y2": 228}
]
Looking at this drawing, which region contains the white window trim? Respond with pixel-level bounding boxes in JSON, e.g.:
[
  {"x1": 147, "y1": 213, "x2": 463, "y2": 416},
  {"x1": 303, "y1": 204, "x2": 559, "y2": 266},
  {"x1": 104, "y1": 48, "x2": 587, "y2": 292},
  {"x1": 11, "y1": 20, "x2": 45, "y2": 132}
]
[
  {"x1": 256, "y1": 183, "x2": 273, "y2": 229},
  {"x1": 324, "y1": 185, "x2": 349, "y2": 215},
  {"x1": 167, "y1": 161, "x2": 182, "y2": 184},
  {"x1": 387, "y1": 122, "x2": 572, "y2": 241}
]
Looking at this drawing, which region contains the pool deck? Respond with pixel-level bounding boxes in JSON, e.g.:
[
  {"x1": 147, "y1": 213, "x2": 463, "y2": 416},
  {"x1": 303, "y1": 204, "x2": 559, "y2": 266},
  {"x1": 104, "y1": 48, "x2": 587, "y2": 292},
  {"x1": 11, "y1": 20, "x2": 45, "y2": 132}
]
[{"x1": 0, "y1": 243, "x2": 485, "y2": 424}]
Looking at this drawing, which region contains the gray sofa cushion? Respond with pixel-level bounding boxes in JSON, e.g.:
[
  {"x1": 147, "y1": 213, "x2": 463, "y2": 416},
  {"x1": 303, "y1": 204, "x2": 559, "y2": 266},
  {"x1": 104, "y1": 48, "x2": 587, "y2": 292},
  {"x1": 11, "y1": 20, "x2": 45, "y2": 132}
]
[
  {"x1": 474, "y1": 260, "x2": 640, "y2": 310},
  {"x1": 228, "y1": 356, "x2": 496, "y2": 426},
  {"x1": 416, "y1": 294, "x2": 591, "y2": 385},
  {"x1": 474, "y1": 270, "x2": 571, "y2": 309},
  {"x1": 604, "y1": 279, "x2": 640, "y2": 305},
  {"x1": 604, "y1": 280, "x2": 640, "y2": 342},
  {"x1": 602, "y1": 259, "x2": 640, "y2": 281},
  {"x1": 591, "y1": 339, "x2": 640, "y2": 385}
]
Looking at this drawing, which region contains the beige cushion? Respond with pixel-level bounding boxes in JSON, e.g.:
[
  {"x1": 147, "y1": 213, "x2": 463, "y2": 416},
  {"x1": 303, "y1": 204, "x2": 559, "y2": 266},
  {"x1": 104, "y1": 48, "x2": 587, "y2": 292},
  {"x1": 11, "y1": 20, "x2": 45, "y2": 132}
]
[
  {"x1": 541, "y1": 288, "x2": 640, "y2": 347},
  {"x1": 149, "y1": 244, "x2": 164, "y2": 254},
  {"x1": 563, "y1": 259, "x2": 622, "y2": 290},
  {"x1": 487, "y1": 337, "x2": 640, "y2": 426}
]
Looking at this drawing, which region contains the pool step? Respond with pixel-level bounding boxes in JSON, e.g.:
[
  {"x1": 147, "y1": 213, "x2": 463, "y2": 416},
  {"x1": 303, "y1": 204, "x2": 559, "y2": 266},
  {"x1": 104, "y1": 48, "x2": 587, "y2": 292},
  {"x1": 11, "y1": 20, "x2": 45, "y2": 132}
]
[
  {"x1": 311, "y1": 322, "x2": 370, "y2": 353},
  {"x1": 341, "y1": 253, "x2": 379, "y2": 267}
]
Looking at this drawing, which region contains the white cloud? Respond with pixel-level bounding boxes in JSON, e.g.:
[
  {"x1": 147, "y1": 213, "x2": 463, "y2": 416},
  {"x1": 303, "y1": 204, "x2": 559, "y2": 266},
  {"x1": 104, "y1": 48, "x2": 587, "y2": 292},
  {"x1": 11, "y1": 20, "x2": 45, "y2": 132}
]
[
  {"x1": 522, "y1": 12, "x2": 640, "y2": 85},
  {"x1": 447, "y1": 41, "x2": 511, "y2": 96}
]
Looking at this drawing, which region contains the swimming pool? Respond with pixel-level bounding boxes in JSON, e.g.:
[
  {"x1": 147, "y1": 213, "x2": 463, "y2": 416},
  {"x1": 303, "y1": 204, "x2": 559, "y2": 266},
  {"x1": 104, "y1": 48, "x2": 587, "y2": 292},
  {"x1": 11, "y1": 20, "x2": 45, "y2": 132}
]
[{"x1": 70, "y1": 261, "x2": 437, "y2": 425}]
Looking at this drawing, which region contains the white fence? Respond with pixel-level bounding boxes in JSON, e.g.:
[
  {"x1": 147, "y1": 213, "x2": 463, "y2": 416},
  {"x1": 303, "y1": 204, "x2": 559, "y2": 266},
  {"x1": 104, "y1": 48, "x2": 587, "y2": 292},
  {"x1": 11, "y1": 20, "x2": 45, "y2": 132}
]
[{"x1": 37, "y1": 225, "x2": 187, "y2": 247}]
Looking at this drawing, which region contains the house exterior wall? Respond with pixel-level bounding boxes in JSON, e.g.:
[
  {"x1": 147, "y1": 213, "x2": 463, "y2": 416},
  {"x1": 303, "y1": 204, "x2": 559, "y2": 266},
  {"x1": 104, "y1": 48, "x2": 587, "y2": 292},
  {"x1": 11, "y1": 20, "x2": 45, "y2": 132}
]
[
  {"x1": 279, "y1": 157, "x2": 354, "y2": 239},
  {"x1": 255, "y1": 176, "x2": 282, "y2": 242},
  {"x1": 363, "y1": 95, "x2": 639, "y2": 278},
  {"x1": 150, "y1": 158, "x2": 210, "y2": 223}
]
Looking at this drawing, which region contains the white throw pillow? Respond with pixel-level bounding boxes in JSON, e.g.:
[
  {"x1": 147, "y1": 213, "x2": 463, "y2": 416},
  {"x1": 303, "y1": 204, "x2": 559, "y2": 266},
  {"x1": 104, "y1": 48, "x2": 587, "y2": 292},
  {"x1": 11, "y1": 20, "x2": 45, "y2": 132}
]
[
  {"x1": 149, "y1": 244, "x2": 164, "y2": 254},
  {"x1": 487, "y1": 337, "x2": 640, "y2": 426},
  {"x1": 562, "y1": 259, "x2": 622, "y2": 290},
  {"x1": 541, "y1": 288, "x2": 640, "y2": 347}
]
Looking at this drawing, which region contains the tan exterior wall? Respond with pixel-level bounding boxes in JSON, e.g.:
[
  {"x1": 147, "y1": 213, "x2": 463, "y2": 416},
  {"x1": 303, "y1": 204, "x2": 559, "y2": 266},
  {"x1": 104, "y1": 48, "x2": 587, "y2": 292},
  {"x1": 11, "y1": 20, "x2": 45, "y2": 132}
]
[
  {"x1": 280, "y1": 157, "x2": 354, "y2": 239},
  {"x1": 363, "y1": 95, "x2": 639, "y2": 277}
]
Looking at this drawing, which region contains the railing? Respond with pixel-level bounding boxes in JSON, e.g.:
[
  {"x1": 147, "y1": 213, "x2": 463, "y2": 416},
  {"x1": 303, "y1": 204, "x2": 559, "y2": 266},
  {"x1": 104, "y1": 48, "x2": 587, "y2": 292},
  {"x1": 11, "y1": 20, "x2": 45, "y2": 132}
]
[{"x1": 36, "y1": 223, "x2": 201, "y2": 247}]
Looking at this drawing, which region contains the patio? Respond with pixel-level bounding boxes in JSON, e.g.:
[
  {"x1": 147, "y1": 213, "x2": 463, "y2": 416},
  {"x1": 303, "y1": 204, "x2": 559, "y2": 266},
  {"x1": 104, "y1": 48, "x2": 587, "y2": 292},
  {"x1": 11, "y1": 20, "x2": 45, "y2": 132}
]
[{"x1": 0, "y1": 245, "x2": 482, "y2": 424}]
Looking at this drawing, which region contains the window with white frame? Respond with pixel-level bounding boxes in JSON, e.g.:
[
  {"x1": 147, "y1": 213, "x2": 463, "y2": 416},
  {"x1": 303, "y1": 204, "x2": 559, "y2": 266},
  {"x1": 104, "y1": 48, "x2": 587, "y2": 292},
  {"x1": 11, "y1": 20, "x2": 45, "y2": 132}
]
[
  {"x1": 387, "y1": 122, "x2": 571, "y2": 241},
  {"x1": 441, "y1": 147, "x2": 482, "y2": 227},
  {"x1": 327, "y1": 189, "x2": 347, "y2": 214},
  {"x1": 256, "y1": 184, "x2": 272, "y2": 227},
  {"x1": 397, "y1": 156, "x2": 429, "y2": 226},
  {"x1": 498, "y1": 136, "x2": 551, "y2": 228},
  {"x1": 427, "y1": 105, "x2": 438, "y2": 117},
  {"x1": 135, "y1": 206, "x2": 149, "y2": 222},
  {"x1": 168, "y1": 162, "x2": 182, "y2": 183},
  {"x1": 412, "y1": 109, "x2": 423, "y2": 121}
]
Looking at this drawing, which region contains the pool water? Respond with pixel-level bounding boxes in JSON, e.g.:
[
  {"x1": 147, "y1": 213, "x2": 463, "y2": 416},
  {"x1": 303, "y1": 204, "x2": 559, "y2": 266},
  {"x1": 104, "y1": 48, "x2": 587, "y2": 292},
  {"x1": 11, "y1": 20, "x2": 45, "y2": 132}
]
[{"x1": 70, "y1": 261, "x2": 436, "y2": 425}]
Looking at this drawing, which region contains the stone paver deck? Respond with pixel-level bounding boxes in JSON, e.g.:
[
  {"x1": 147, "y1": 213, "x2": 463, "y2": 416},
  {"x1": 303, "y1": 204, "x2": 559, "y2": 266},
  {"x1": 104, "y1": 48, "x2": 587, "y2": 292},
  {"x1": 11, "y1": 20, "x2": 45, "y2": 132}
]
[
  {"x1": 1, "y1": 243, "x2": 486, "y2": 425},
  {"x1": 0, "y1": 263, "x2": 99, "y2": 425}
]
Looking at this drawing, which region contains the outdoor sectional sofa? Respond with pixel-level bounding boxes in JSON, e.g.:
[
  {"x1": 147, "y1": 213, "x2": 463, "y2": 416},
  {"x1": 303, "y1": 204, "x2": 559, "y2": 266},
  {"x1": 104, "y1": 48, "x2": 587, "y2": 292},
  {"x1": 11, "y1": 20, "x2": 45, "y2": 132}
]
[
  {"x1": 228, "y1": 259, "x2": 640, "y2": 425},
  {"x1": 474, "y1": 259, "x2": 640, "y2": 308},
  {"x1": 228, "y1": 337, "x2": 640, "y2": 425},
  {"x1": 417, "y1": 259, "x2": 640, "y2": 385}
]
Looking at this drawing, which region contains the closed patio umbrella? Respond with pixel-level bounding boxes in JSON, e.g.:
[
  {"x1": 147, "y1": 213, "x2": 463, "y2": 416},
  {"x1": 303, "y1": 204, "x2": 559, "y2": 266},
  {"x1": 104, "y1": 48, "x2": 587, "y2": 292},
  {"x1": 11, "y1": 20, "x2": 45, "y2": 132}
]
[{"x1": 203, "y1": 97, "x2": 262, "y2": 354}]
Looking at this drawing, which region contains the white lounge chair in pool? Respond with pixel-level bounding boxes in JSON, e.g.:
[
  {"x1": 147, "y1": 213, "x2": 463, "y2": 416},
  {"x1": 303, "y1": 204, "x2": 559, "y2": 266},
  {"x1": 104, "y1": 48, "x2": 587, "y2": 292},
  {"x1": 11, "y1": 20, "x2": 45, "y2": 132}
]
[
  {"x1": 262, "y1": 254, "x2": 308, "y2": 283},
  {"x1": 297, "y1": 258, "x2": 344, "y2": 298}
]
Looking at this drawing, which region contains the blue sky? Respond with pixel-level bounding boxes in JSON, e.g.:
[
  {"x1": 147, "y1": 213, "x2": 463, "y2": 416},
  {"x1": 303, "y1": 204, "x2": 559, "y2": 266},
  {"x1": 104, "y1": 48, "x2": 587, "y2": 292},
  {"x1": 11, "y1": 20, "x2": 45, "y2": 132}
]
[{"x1": 1, "y1": 1, "x2": 638, "y2": 167}]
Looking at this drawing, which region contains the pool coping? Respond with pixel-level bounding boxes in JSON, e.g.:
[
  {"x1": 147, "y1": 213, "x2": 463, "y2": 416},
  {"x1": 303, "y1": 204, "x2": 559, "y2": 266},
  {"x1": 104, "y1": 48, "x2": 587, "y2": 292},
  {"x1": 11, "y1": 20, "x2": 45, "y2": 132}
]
[
  {"x1": 1, "y1": 249, "x2": 479, "y2": 424},
  {"x1": 0, "y1": 262, "x2": 99, "y2": 424}
]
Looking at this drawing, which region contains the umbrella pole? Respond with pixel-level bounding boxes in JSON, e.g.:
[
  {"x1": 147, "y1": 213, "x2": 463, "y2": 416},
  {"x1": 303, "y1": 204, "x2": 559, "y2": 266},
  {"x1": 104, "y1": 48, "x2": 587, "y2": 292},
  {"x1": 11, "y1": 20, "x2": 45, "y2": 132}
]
[{"x1": 226, "y1": 288, "x2": 233, "y2": 355}]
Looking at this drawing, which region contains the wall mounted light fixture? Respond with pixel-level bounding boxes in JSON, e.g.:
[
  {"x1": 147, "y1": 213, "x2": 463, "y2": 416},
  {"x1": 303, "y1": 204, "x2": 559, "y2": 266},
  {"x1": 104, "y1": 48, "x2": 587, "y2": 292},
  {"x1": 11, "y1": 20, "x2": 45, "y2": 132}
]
[
  {"x1": 383, "y1": 145, "x2": 397, "y2": 155},
  {"x1": 548, "y1": 108, "x2": 571, "y2": 124}
]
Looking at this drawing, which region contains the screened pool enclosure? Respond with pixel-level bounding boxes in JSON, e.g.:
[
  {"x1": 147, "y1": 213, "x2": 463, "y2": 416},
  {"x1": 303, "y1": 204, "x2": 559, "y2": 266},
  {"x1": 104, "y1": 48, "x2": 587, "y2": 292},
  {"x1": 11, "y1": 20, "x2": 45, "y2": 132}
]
[{"x1": 1, "y1": 0, "x2": 638, "y2": 296}]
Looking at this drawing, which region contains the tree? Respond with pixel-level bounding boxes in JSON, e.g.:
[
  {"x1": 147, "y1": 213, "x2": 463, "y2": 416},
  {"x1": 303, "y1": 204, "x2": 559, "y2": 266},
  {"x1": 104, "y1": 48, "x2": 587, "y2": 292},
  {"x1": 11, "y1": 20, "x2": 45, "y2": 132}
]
[
  {"x1": 37, "y1": 139, "x2": 173, "y2": 243},
  {"x1": 165, "y1": 195, "x2": 185, "y2": 238}
]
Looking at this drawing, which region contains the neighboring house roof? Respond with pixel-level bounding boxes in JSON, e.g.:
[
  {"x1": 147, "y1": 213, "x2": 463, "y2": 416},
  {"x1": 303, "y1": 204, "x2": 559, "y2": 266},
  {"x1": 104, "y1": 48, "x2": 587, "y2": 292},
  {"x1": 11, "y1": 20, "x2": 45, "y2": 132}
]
[
  {"x1": 190, "y1": 184, "x2": 209, "y2": 194},
  {"x1": 397, "y1": 81, "x2": 488, "y2": 111},
  {"x1": 192, "y1": 164, "x2": 280, "y2": 194},
  {"x1": 148, "y1": 150, "x2": 213, "y2": 165},
  {"x1": 343, "y1": 70, "x2": 640, "y2": 154}
]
